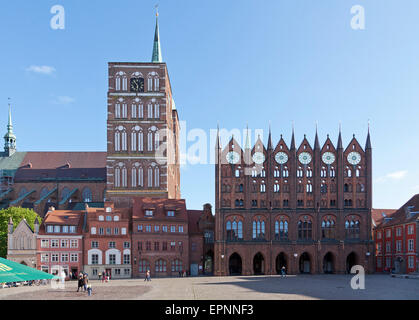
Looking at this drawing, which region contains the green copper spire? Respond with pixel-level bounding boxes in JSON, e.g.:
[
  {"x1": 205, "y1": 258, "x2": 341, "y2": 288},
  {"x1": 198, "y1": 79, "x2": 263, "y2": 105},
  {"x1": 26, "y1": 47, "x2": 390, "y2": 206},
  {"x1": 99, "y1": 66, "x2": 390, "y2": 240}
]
[
  {"x1": 4, "y1": 99, "x2": 16, "y2": 156},
  {"x1": 151, "y1": 9, "x2": 163, "y2": 63}
]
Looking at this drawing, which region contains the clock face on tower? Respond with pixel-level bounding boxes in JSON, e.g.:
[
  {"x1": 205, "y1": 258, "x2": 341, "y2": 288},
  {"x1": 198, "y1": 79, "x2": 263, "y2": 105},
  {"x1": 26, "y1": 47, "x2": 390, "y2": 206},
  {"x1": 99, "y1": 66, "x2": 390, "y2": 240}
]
[
  {"x1": 322, "y1": 152, "x2": 336, "y2": 165},
  {"x1": 130, "y1": 78, "x2": 145, "y2": 92},
  {"x1": 275, "y1": 152, "x2": 288, "y2": 164},
  {"x1": 347, "y1": 152, "x2": 361, "y2": 165},
  {"x1": 298, "y1": 152, "x2": 312, "y2": 165},
  {"x1": 226, "y1": 151, "x2": 240, "y2": 164},
  {"x1": 252, "y1": 152, "x2": 265, "y2": 164}
]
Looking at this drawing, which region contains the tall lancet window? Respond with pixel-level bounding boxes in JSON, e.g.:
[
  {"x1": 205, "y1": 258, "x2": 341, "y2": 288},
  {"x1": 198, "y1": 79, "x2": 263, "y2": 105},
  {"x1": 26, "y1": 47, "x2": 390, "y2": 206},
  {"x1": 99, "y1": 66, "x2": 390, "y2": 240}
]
[
  {"x1": 115, "y1": 77, "x2": 121, "y2": 91},
  {"x1": 115, "y1": 104, "x2": 121, "y2": 118},
  {"x1": 121, "y1": 130, "x2": 127, "y2": 151},
  {"x1": 131, "y1": 167, "x2": 137, "y2": 187},
  {"x1": 121, "y1": 167, "x2": 127, "y2": 187},
  {"x1": 154, "y1": 77, "x2": 159, "y2": 91},
  {"x1": 154, "y1": 167, "x2": 159, "y2": 187},
  {"x1": 138, "y1": 103, "x2": 144, "y2": 118},
  {"x1": 131, "y1": 129, "x2": 137, "y2": 151},
  {"x1": 148, "y1": 167, "x2": 153, "y2": 187},
  {"x1": 138, "y1": 167, "x2": 144, "y2": 187},
  {"x1": 154, "y1": 103, "x2": 160, "y2": 119},
  {"x1": 148, "y1": 131, "x2": 153, "y2": 151},
  {"x1": 122, "y1": 77, "x2": 128, "y2": 91},
  {"x1": 114, "y1": 131, "x2": 121, "y2": 151},
  {"x1": 115, "y1": 167, "x2": 121, "y2": 187},
  {"x1": 138, "y1": 129, "x2": 144, "y2": 152},
  {"x1": 154, "y1": 131, "x2": 160, "y2": 151},
  {"x1": 147, "y1": 103, "x2": 153, "y2": 119},
  {"x1": 147, "y1": 77, "x2": 153, "y2": 92}
]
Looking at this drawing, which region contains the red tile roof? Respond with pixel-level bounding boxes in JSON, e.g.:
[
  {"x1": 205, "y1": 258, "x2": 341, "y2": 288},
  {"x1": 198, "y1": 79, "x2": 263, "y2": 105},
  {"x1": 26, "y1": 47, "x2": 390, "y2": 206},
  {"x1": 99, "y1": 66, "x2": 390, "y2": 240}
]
[
  {"x1": 132, "y1": 197, "x2": 187, "y2": 219},
  {"x1": 39, "y1": 209, "x2": 84, "y2": 235},
  {"x1": 14, "y1": 152, "x2": 106, "y2": 181},
  {"x1": 372, "y1": 208, "x2": 397, "y2": 227},
  {"x1": 375, "y1": 194, "x2": 419, "y2": 229}
]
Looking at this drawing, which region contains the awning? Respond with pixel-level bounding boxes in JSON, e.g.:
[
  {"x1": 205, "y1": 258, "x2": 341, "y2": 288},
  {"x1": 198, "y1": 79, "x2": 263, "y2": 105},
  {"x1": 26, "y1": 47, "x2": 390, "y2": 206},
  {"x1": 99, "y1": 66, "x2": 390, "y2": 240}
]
[{"x1": 0, "y1": 257, "x2": 57, "y2": 283}]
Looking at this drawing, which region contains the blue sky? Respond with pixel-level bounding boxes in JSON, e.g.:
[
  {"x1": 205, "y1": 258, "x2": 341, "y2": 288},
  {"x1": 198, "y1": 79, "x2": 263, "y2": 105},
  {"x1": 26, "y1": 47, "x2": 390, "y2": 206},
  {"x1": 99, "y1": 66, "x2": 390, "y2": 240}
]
[{"x1": 0, "y1": 0, "x2": 418, "y2": 210}]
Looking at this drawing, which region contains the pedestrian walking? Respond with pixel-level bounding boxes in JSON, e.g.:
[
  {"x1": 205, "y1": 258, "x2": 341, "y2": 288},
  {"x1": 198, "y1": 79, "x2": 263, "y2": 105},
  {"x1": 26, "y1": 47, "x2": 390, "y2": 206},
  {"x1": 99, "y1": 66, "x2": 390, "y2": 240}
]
[
  {"x1": 281, "y1": 266, "x2": 286, "y2": 278},
  {"x1": 77, "y1": 274, "x2": 83, "y2": 292},
  {"x1": 98, "y1": 272, "x2": 102, "y2": 281},
  {"x1": 102, "y1": 271, "x2": 106, "y2": 283}
]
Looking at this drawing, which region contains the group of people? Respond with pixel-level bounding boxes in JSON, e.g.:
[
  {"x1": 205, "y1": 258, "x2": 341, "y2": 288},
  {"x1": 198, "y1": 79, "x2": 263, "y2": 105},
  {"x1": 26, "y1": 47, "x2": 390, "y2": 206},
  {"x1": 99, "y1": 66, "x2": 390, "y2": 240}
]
[
  {"x1": 98, "y1": 271, "x2": 111, "y2": 282},
  {"x1": 77, "y1": 272, "x2": 92, "y2": 296}
]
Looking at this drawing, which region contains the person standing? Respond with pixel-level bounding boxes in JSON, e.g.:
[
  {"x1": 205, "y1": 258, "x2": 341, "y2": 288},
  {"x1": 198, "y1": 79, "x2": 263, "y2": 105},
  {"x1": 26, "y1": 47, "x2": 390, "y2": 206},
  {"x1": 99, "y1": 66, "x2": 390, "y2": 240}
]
[
  {"x1": 98, "y1": 272, "x2": 102, "y2": 281},
  {"x1": 77, "y1": 274, "x2": 83, "y2": 292},
  {"x1": 281, "y1": 266, "x2": 286, "y2": 278},
  {"x1": 83, "y1": 274, "x2": 88, "y2": 292}
]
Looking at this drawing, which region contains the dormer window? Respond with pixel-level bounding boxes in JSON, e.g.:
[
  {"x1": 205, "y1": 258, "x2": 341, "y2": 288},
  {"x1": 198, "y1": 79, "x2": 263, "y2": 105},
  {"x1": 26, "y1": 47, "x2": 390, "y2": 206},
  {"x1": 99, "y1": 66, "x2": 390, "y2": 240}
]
[
  {"x1": 167, "y1": 210, "x2": 175, "y2": 217},
  {"x1": 47, "y1": 225, "x2": 53, "y2": 233},
  {"x1": 62, "y1": 226, "x2": 69, "y2": 233},
  {"x1": 69, "y1": 226, "x2": 76, "y2": 233},
  {"x1": 106, "y1": 207, "x2": 112, "y2": 213},
  {"x1": 54, "y1": 225, "x2": 60, "y2": 233},
  {"x1": 145, "y1": 210, "x2": 153, "y2": 217}
]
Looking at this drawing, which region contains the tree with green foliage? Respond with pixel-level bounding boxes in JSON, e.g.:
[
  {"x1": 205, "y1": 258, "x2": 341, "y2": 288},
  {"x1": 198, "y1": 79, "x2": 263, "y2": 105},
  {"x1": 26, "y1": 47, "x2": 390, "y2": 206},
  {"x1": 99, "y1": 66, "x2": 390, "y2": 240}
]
[{"x1": 0, "y1": 207, "x2": 41, "y2": 258}]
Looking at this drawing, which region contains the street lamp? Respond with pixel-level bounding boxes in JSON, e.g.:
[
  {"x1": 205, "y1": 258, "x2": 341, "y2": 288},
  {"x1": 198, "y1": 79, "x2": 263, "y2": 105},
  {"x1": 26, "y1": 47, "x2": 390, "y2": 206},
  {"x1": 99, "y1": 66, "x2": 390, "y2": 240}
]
[{"x1": 221, "y1": 255, "x2": 225, "y2": 259}]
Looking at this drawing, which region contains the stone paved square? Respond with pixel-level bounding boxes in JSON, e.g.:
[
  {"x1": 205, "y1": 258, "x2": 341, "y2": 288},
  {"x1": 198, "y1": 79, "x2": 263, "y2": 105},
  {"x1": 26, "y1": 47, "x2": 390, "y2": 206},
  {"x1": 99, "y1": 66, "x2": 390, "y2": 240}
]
[{"x1": 0, "y1": 274, "x2": 417, "y2": 300}]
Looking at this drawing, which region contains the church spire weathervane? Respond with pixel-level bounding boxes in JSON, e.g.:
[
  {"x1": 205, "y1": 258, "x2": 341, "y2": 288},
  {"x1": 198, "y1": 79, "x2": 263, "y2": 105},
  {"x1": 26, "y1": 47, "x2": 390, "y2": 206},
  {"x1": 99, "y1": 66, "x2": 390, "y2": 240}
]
[{"x1": 151, "y1": 4, "x2": 163, "y2": 63}]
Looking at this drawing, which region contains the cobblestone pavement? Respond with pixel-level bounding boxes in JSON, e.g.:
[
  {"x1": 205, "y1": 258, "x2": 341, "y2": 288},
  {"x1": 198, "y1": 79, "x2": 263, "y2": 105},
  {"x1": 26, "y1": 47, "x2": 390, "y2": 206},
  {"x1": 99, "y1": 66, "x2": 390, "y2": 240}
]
[{"x1": 0, "y1": 274, "x2": 418, "y2": 300}]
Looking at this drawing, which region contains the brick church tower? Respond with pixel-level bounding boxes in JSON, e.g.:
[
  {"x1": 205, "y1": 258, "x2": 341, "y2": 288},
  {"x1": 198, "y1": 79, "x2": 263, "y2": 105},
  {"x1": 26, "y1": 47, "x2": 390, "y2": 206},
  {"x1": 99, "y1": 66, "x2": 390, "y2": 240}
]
[{"x1": 106, "y1": 12, "x2": 181, "y2": 207}]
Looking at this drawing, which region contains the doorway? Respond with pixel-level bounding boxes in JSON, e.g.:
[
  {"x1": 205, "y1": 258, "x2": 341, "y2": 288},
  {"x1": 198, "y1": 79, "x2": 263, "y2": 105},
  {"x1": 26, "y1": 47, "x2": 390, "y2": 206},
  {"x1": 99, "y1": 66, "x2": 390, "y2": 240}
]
[
  {"x1": 229, "y1": 253, "x2": 242, "y2": 275},
  {"x1": 253, "y1": 252, "x2": 265, "y2": 275}
]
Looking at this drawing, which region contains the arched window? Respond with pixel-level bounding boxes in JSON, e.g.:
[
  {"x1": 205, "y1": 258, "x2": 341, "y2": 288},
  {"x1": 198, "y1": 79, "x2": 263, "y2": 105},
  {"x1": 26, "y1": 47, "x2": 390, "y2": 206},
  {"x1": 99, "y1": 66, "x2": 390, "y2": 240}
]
[
  {"x1": 82, "y1": 188, "x2": 92, "y2": 203},
  {"x1": 321, "y1": 167, "x2": 327, "y2": 178},
  {"x1": 321, "y1": 217, "x2": 336, "y2": 239},
  {"x1": 298, "y1": 217, "x2": 312, "y2": 240},
  {"x1": 260, "y1": 183, "x2": 266, "y2": 193},
  {"x1": 147, "y1": 131, "x2": 153, "y2": 151},
  {"x1": 115, "y1": 77, "x2": 121, "y2": 91},
  {"x1": 131, "y1": 129, "x2": 137, "y2": 151},
  {"x1": 148, "y1": 167, "x2": 153, "y2": 187},
  {"x1": 138, "y1": 167, "x2": 144, "y2": 187},
  {"x1": 330, "y1": 166, "x2": 335, "y2": 178},
  {"x1": 122, "y1": 167, "x2": 127, "y2": 187},
  {"x1": 252, "y1": 217, "x2": 266, "y2": 240},
  {"x1": 345, "y1": 217, "x2": 360, "y2": 239},
  {"x1": 226, "y1": 218, "x2": 242, "y2": 241},
  {"x1": 261, "y1": 169, "x2": 266, "y2": 177},
  {"x1": 235, "y1": 169, "x2": 240, "y2": 177},
  {"x1": 155, "y1": 259, "x2": 167, "y2": 272},
  {"x1": 138, "y1": 103, "x2": 144, "y2": 118},
  {"x1": 297, "y1": 167, "x2": 303, "y2": 177},
  {"x1": 147, "y1": 103, "x2": 153, "y2": 119},
  {"x1": 114, "y1": 131, "x2": 120, "y2": 151},
  {"x1": 306, "y1": 167, "x2": 313, "y2": 178},
  {"x1": 306, "y1": 183, "x2": 313, "y2": 193},
  {"x1": 139, "y1": 260, "x2": 150, "y2": 273},
  {"x1": 344, "y1": 184, "x2": 349, "y2": 192},
  {"x1": 115, "y1": 167, "x2": 121, "y2": 187},
  {"x1": 283, "y1": 166, "x2": 289, "y2": 177},
  {"x1": 275, "y1": 218, "x2": 288, "y2": 240},
  {"x1": 239, "y1": 184, "x2": 243, "y2": 192},
  {"x1": 274, "y1": 183, "x2": 280, "y2": 193},
  {"x1": 154, "y1": 167, "x2": 159, "y2": 187},
  {"x1": 321, "y1": 183, "x2": 328, "y2": 193},
  {"x1": 172, "y1": 259, "x2": 182, "y2": 272},
  {"x1": 131, "y1": 167, "x2": 137, "y2": 187},
  {"x1": 154, "y1": 130, "x2": 160, "y2": 150},
  {"x1": 274, "y1": 168, "x2": 280, "y2": 177},
  {"x1": 154, "y1": 103, "x2": 160, "y2": 119}
]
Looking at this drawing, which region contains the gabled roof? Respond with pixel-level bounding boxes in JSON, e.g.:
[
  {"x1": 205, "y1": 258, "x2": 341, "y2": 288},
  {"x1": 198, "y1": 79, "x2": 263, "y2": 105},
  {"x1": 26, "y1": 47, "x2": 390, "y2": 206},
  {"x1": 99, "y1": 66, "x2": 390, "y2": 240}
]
[
  {"x1": 132, "y1": 197, "x2": 187, "y2": 220},
  {"x1": 372, "y1": 209, "x2": 397, "y2": 228},
  {"x1": 374, "y1": 194, "x2": 419, "y2": 229}
]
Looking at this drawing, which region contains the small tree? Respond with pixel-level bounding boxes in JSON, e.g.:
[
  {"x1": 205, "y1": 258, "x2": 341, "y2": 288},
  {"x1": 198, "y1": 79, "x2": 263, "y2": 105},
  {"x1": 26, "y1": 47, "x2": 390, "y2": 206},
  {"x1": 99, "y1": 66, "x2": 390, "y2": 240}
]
[{"x1": 0, "y1": 207, "x2": 41, "y2": 258}]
